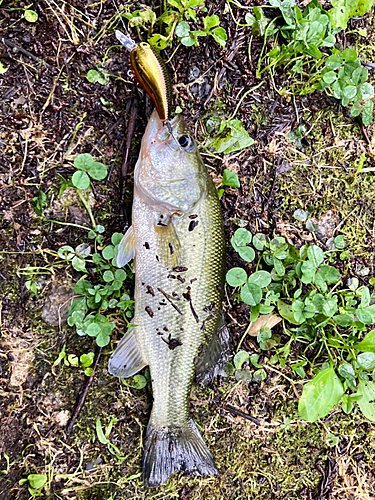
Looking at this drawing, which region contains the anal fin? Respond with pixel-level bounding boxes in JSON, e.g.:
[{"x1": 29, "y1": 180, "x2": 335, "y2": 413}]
[
  {"x1": 117, "y1": 225, "x2": 136, "y2": 268},
  {"x1": 195, "y1": 317, "x2": 230, "y2": 385},
  {"x1": 108, "y1": 326, "x2": 146, "y2": 378}
]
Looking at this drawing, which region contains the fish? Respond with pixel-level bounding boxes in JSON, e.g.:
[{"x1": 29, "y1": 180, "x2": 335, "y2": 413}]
[
  {"x1": 116, "y1": 30, "x2": 172, "y2": 123},
  {"x1": 109, "y1": 109, "x2": 228, "y2": 488}
]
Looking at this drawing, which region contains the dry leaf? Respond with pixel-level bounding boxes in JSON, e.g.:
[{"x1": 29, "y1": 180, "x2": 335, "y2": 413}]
[{"x1": 248, "y1": 313, "x2": 282, "y2": 337}]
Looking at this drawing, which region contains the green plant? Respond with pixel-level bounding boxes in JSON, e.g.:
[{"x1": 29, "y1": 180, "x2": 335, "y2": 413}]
[
  {"x1": 66, "y1": 232, "x2": 134, "y2": 348},
  {"x1": 216, "y1": 168, "x2": 241, "y2": 199},
  {"x1": 86, "y1": 67, "x2": 110, "y2": 85},
  {"x1": 255, "y1": 0, "x2": 374, "y2": 123},
  {"x1": 24, "y1": 7, "x2": 38, "y2": 23},
  {"x1": 206, "y1": 116, "x2": 254, "y2": 154},
  {"x1": 19, "y1": 474, "x2": 47, "y2": 498},
  {"x1": 226, "y1": 228, "x2": 375, "y2": 422},
  {"x1": 328, "y1": 0, "x2": 375, "y2": 29},
  {"x1": 122, "y1": 0, "x2": 227, "y2": 50},
  {"x1": 53, "y1": 345, "x2": 95, "y2": 376},
  {"x1": 95, "y1": 417, "x2": 126, "y2": 461}
]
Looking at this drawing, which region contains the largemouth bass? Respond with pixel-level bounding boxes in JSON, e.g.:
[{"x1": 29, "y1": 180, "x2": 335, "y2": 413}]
[{"x1": 109, "y1": 109, "x2": 227, "y2": 488}]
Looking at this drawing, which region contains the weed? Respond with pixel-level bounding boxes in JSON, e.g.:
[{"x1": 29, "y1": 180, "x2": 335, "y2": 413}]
[
  {"x1": 121, "y1": 0, "x2": 227, "y2": 50},
  {"x1": 226, "y1": 227, "x2": 375, "y2": 422},
  {"x1": 254, "y1": 0, "x2": 374, "y2": 123},
  {"x1": 53, "y1": 345, "x2": 95, "y2": 376},
  {"x1": 19, "y1": 474, "x2": 47, "y2": 498}
]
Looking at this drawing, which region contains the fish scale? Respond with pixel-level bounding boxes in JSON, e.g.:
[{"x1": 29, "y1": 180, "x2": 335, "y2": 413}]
[{"x1": 109, "y1": 109, "x2": 226, "y2": 487}]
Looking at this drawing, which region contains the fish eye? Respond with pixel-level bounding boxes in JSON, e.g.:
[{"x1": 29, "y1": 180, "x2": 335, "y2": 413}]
[
  {"x1": 140, "y1": 42, "x2": 150, "y2": 48},
  {"x1": 178, "y1": 135, "x2": 190, "y2": 148}
]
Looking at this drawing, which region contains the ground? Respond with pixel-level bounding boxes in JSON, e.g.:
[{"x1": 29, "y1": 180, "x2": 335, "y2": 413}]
[{"x1": 1, "y1": 1, "x2": 375, "y2": 499}]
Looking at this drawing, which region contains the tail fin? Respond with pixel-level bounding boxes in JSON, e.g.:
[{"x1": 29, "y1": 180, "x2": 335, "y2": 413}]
[{"x1": 142, "y1": 419, "x2": 218, "y2": 488}]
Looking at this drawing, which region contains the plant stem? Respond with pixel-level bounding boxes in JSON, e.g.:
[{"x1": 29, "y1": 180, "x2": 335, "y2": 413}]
[{"x1": 76, "y1": 189, "x2": 97, "y2": 228}]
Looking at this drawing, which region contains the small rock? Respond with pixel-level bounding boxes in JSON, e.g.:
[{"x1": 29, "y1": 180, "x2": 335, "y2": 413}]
[
  {"x1": 187, "y1": 65, "x2": 200, "y2": 82},
  {"x1": 42, "y1": 284, "x2": 74, "y2": 326}
]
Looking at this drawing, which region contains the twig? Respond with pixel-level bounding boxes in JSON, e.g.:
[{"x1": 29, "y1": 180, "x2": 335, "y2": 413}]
[
  {"x1": 224, "y1": 404, "x2": 260, "y2": 425},
  {"x1": 66, "y1": 346, "x2": 102, "y2": 436},
  {"x1": 120, "y1": 96, "x2": 138, "y2": 222},
  {"x1": 1, "y1": 38, "x2": 51, "y2": 69}
]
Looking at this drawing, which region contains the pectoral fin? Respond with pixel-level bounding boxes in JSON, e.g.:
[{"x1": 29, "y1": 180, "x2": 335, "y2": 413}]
[
  {"x1": 195, "y1": 317, "x2": 230, "y2": 385},
  {"x1": 108, "y1": 325, "x2": 146, "y2": 378},
  {"x1": 117, "y1": 225, "x2": 136, "y2": 267},
  {"x1": 155, "y1": 219, "x2": 181, "y2": 269}
]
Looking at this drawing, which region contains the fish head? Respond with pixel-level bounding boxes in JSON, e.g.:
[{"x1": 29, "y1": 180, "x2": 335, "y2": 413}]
[{"x1": 135, "y1": 109, "x2": 206, "y2": 213}]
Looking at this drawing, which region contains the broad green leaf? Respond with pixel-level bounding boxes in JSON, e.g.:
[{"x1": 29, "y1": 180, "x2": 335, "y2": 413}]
[
  {"x1": 333, "y1": 313, "x2": 354, "y2": 327},
  {"x1": 176, "y1": 21, "x2": 190, "y2": 37},
  {"x1": 231, "y1": 228, "x2": 251, "y2": 248},
  {"x1": 253, "y1": 233, "x2": 267, "y2": 251},
  {"x1": 27, "y1": 474, "x2": 47, "y2": 489},
  {"x1": 203, "y1": 14, "x2": 219, "y2": 30},
  {"x1": 74, "y1": 153, "x2": 94, "y2": 171},
  {"x1": 222, "y1": 169, "x2": 240, "y2": 187},
  {"x1": 357, "y1": 379, "x2": 375, "y2": 421},
  {"x1": 329, "y1": 0, "x2": 375, "y2": 29},
  {"x1": 80, "y1": 352, "x2": 95, "y2": 367},
  {"x1": 241, "y1": 283, "x2": 262, "y2": 306},
  {"x1": 72, "y1": 171, "x2": 90, "y2": 190},
  {"x1": 307, "y1": 245, "x2": 324, "y2": 267},
  {"x1": 273, "y1": 257, "x2": 285, "y2": 276},
  {"x1": 353, "y1": 330, "x2": 375, "y2": 352},
  {"x1": 356, "y1": 308, "x2": 375, "y2": 325},
  {"x1": 131, "y1": 374, "x2": 147, "y2": 389},
  {"x1": 115, "y1": 269, "x2": 127, "y2": 281},
  {"x1": 24, "y1": 10, "x2": 38, "y2": 22},
  {"x1": 357, "y1": 352, "x2": 375, "y2": 371},
  {"x1": 298, "y1": 367, "x2": 344, "y2": 422},
  {"x1": 322, "y1": 296, "x2": 338, "y2": 317},
  {"x1": 211, "y1": 27, "x2": 227, "y2": 48},
  {"x1": 248, "y1": 271, "x2": 272, "y2": 288},
  {"x1": 238, "y1": 246, "x2": 256, "y2": 262},
  {"x1": 102, "y1": 245, "x2": 115, "y2": 260},
  {"x1": 111, "y1": 232, "x2": 124, "y2": 245},
  {"x1": 72, "y1": 256, "x2": 86, "y2": 272},
  {"x1": 226, "y1": 267, "x2": 247, "y2": 287},
  {"x1": 361, "y1": 287, "x2": 371, "y2": 308},
  {"x1": 75, "y1": 243, "x2": 91, "y2": 258},
  {"x1": 103, "y1": 270, "x2": 114, "y2": 282},
  {"x1": 343, "y1": 85, "x2": 357, "y2": 100},
  {"x1": 362, "y1": 100, "x2": 374, "y2": 126},
  {"x1": 88, "y1": 162, "x2": 108, "y2": 180},
  {"x1": 338, "y1": 362, "x2": 355, "y2": 381},
  {"x1": 277, "y1": 299, "x2": 302, "y2": 325},
  {"x1": 87, "y1": 323, "x2": 101, "y2": 337},
  {"x1": 315, "y1": 265, "x2": 341, "y2": 284},
  {"x1": 234, "y1": 350, "x2": 250, "y2": 369},
  {"x1": 323, "y1": 71, "x2": 337, "y2": 84},
  {"x1": 96, "y1": 332, "x2": 111, "y2": 347}
]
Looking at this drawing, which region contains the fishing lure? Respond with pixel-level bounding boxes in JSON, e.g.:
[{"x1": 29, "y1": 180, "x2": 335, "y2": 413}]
[{"x1": 116, "y1": 30, "x2": 172, "y2": 126}]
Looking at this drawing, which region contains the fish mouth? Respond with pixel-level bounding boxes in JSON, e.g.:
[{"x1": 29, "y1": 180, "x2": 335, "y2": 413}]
[{"x1": 143, "y1": 109, "x2": 185, "y2": 151}]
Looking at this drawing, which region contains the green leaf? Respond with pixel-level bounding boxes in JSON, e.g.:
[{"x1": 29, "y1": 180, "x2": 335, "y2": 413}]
[
  {"x1": 226, "y1": 267, "x2": 247, "y2": 287},
  {"x1": 361, "y1": 287, "x2": 371, "y2": 308},
  {"x1": 74, "y1": 153, "x2": 94, "y2": 171},
  {"x1": 203, "y1": 14, "x2": 219, "y2": 30},
  {"x1": 357, "y1": 379, "x2": 375, "y2": 421},
  {"x1": 96, "y1": 332, "x2": 111, "y2": 347},
  {"x1": 75, "y1": 243, "x2": 91, "y2": 258},
  {"x1": 278, "y1": 299, "x2": 302, "y2": 324},
  {"x1": 323, "y1": 71, "x2": 337, "y2": 84},
  {"x1": 362, "y1": 100, "x2": 373, "y2": 125},
  {"x1": 72, "y1": 171, "x2": 90, "y2": 190},
  {"x1": 315, "y1": 265, "x2": 341, "y2": 284},
  {"x1": 211, "y1": 27, "x2": 227, "y2": 48},
  {"x1": 333, "y1": 313, "x2": 354, "y2": 327},
  {"x1": 343, "y1": 85, "x2": 357, "y2": 100},
  {"x1": 240, "y1": 283, "x2": 263, "y2": 306},
  {"x1": 80, "y1": 352, "x2": 95, "y2": 367},
  {"x1": 325, "y1": 54, "x2": 342, "y2": 70},
  {"x1": 96, "y1": 418, "x2": 109, "y2": 444},
  {"x1": 222, "y1": 169, "x2": 240, "y2": 187},
  {"x1": 307, "y1": 245, "x2": 324, "y2": 267},
  {"x1": 298, "y1": 367, "x2": 344, "y2": 422},
  {"x1": 102, "y1": 245, "x2": 115, "y2": 260},
  {"x1": 322, "y1": 296, "x2": 338, "y2": 317},
  {"x1": 234, "y1": 350, "x2": 250, "y2": 369},
  {"x1": 87, "y1": 162, "x2": 108, "y2": 180},
  {"x1": 115, "y1": 269, "x2": 127, "y2": 281},
  {"x1": 353, "y1": 330, "x2": 375, "y2": 352},
  {"x1": 248, "y1": 271, "x2": 272, "y2": 288},
  {"x1": 342, "y1": 48, "x2": 358, "y2": 62},
  {"x1": 87, "y1": 323, "x2": 101, "y2": 337},
  {"x1": 273, "y1": 257, "x2": 285, "y2": 276},
  {"x1": 111, "y1": 233, "x2": 124, "y2": 245},
  {"x1": 32, "y1": 190, "x2": 47, "y2": 216},
  {"x1": 338, "y1": 362, "x2": 355, "y2": 381},
  {"x1": 357, "y1": 352, "x2": 375, "y2": 371},
  {"x1": 293, "y1": 209, "x2": 309, "y2": 221},
  {"x1": 176, "y1": 21, "x2": 190, "y2": 37},
  {"x1": 333, "y1": 235, "x2": 346, "y2": 249},
  {"x1": 131, "y1": 374, "x2": 147, "y2": 389},
  {"x1": 24, "y1": 10, "x2": 38, "y2": 22},
  {"x1": 231, "y1": 228, "x2": 251, "y2": 248},
  {"x1": 72, "y1": 256, "x2": 86, "y2": 272},
  {"x1": 329, "y1": 0, "x2": 375, "y2": 30},
  {"x1": 238, "y1": 246, "x2": 256, "y2": 262},
  {"x1": 103, "y1": 271, "x2": 114, "y2": 282},
  {"x1": 27, "y1": 474, "x2": 47, "y2": 489},
  {"x1": 356, "y1": 308, "x2": 375, "y2": 325},
  {"x1": 253, "y1": 233, "x2": 267, "y2": 251}
]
